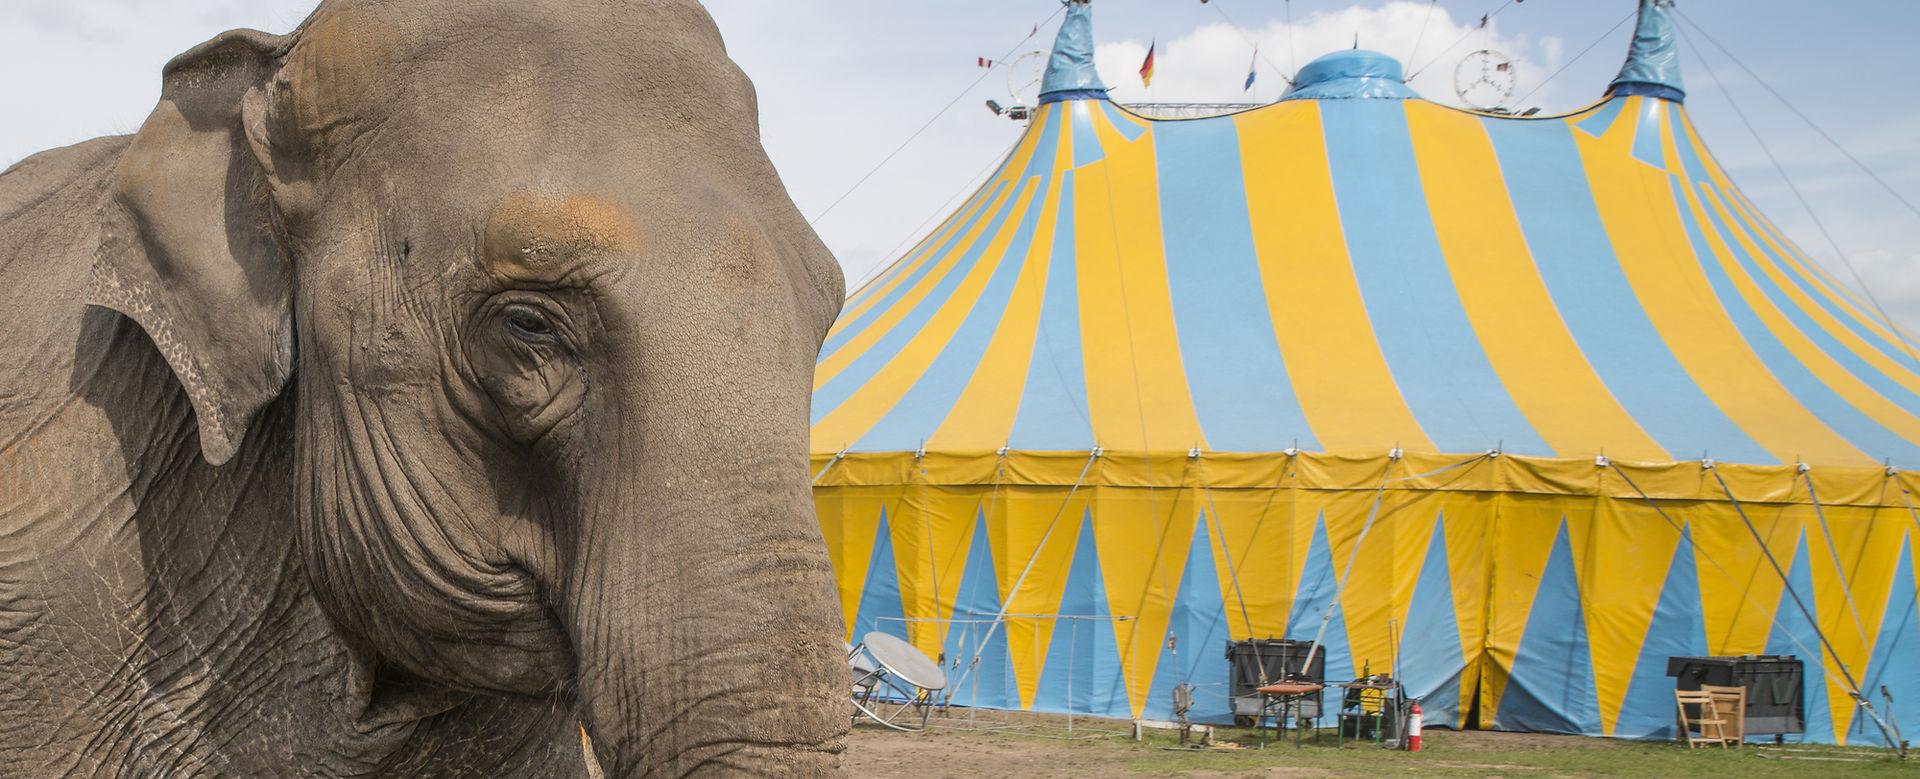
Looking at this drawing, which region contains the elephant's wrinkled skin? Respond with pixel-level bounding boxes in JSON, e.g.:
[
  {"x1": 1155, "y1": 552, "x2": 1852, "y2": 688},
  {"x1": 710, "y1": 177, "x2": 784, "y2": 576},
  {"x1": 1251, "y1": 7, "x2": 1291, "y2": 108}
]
[{"x1": 0, "y1": 0, "x2": 848, "y2": 775}]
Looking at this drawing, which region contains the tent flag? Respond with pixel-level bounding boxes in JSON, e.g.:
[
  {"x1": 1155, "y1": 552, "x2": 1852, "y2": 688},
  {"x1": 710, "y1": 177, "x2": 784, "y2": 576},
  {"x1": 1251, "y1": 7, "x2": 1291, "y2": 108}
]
[
  {"x1": 1399, "y1": 516, "x2": 1467, "y2": 729},
  {"x1": 812, "y1": 0, "x2": 1920, "y2": 743}
]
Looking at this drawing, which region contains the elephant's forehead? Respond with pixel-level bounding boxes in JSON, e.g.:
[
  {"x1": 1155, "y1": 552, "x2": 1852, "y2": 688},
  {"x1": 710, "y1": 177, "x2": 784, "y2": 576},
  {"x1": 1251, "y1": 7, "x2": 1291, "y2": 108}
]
[{"x1": 484, "y1": 193, "x2": 638, "y2": 274}]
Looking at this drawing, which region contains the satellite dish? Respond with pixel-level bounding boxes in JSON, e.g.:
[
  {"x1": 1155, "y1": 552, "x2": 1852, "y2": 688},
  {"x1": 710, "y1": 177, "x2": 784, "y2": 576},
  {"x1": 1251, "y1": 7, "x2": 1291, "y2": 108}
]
[{"x1": 1453, "y1": 49, "x2": 1517, "y2": 111}]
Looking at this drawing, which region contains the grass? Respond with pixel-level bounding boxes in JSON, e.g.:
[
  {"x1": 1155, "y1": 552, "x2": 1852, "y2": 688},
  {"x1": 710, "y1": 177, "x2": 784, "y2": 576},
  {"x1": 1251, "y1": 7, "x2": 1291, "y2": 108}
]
[
  {"x1": 1114, "y1": 727, "x2": 1916, "y2": 776},
  {"x1": 850, "y1": 709, "x2": 1916, "y2": 777}
]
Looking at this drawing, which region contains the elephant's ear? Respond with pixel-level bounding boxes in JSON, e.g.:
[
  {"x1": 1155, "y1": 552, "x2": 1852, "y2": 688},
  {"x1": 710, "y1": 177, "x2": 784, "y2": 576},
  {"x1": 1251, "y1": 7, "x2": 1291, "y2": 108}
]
[{"x1": 88, "y1": 29, "x2": 292, "y2": 466}]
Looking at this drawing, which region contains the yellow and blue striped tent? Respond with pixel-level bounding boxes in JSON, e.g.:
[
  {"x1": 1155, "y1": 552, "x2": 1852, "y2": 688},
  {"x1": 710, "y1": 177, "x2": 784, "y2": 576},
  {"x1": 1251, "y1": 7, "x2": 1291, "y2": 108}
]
[{"x1": 812, "y1": 0, "x2": 1920, "y2": 742}]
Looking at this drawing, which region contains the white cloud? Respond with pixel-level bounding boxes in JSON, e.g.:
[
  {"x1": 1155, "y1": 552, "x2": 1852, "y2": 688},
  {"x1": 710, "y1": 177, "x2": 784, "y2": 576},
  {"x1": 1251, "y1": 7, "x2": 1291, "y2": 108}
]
[{"x1": 1091, "y1": 1, "x2": 1566, "y2": 110}]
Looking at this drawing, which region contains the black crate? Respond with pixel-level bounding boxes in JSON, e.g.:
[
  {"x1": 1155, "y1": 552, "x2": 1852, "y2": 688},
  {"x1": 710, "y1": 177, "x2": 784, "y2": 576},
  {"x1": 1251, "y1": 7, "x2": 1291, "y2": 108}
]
[
  {"x1": 1226, "y1": 639, "x2": 1327, "y2": 719},
  {"x1": 1665, "y1": 655, "x2": 1805, "y2": 735}
]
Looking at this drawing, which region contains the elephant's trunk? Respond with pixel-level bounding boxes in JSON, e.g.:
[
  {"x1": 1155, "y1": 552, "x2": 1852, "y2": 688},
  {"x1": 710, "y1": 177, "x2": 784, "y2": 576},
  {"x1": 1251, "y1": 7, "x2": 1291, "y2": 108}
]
[{"x1": 566, "y1": 467, "x2": 847, "y2": 776}]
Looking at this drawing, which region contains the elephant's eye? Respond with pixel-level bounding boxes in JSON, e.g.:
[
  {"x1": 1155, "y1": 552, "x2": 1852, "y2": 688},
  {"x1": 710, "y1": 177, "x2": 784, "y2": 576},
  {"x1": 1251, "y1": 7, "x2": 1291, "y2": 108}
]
[{"x1": 503, "y1": 304, "x2": 556, "y2": 340}]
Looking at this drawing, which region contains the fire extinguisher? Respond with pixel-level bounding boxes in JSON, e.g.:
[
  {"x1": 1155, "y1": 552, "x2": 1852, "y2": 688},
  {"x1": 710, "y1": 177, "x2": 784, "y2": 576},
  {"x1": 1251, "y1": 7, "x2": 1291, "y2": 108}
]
[{"x1": 1407, "y1": 700, "x2": 1424, "y2": 752}]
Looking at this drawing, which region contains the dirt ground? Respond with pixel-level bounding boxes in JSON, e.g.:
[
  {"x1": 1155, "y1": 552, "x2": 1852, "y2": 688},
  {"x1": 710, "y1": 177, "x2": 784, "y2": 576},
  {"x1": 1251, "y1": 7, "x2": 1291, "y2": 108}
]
[{"x1": 843, "y1": 709, "x2": 1915, "y2": 778}]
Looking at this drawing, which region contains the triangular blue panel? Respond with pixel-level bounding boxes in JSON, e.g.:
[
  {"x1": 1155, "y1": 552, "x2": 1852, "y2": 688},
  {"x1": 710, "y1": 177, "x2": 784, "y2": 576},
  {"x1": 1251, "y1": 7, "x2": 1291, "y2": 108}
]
[
  {"x1": 1033, "y1": 511, "x2": 1126, "y2": 718},
  {"x1": 1860, "y1": 535, "x2": 1918, "y2": 747},
  {"x1": 1615, "y1": 525, "x2": 1709, "y2": 739},
  {"x1": 1399, "y1": 516, "x2": 1466, "y2": 729},
  {"x1": 852, "y1": 509, "x2": 907, "y2": 642},
  {"x1": 1144, "y1": 512, "x2": 1234, "y2": 723},
  {"x1": 943, "y1": 514, "x2": 1016, "y2": 710},
  {"x1": 1764, "y1": 532, "x2": 1831, "y2": 743},
  {"x1": 1496, "y1": 519, "x2": 1603, "y2": 735},
  {"x1": 1286, "y1": 513, "x2": 1354, "y2": 721}
]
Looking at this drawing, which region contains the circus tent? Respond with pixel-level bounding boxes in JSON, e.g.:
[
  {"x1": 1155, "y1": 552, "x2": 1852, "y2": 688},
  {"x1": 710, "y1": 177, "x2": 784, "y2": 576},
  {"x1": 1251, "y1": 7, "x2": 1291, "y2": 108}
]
[{"x1": 812, "y1": 0, "x2": 1920, "y2": 742}]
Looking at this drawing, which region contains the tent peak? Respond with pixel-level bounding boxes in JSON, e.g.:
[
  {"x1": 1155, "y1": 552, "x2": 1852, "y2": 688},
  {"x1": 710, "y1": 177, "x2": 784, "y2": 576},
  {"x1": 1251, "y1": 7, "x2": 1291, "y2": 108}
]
[
  {"x1": 1038, "y1": 0, "x2": 1109, "y2": 105},
  {"x1": 1280, "y1": 49, "x2": 1420, "y2": 102},
  {"x1": 1608, "y1": 0, "x2": 1686, "y2": 103}
]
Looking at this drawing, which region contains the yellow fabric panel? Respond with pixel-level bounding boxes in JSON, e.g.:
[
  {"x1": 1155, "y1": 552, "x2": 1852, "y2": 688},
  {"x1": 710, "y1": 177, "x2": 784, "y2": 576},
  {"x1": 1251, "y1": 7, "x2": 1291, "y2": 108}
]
[
  {"x1": 1478, "y1": 494, "x2": 1574, "y2": 719},
  {"x1": 997, "y1": 485, "x2": 1095, "y2": 709},
  {"x1": 1334, "y1": 491, "x2": 1485, "y2": 686},
  {"x1": 1439, "y1": 499, "x2": 1494, "y2": 720},
  {"x1": 1206, "y1": 480, "x2": 1307, "y2": 641},
  {"x1": 1086, "y1": 483, "x2": 1201, "y2": 718},
  {"x1": 1681, "y1": 177, "x2": 1920, "y2": 446},
  {"x1": 1314, "y1": 471, "x2": 1411, "y2": 678},
  {"x1": 1689, "y1": 502, "x2": 1803, "y2": 657},
  {"x1": 1569, "y1": 497, "x2": 1684, "y2": 735},
  {"x1": 814, "y1": 451, "x2": 1907, "y2": 509},
  {"x1": 1405, "y1": 102, "x2": 1664, "y2": 461},
  {"x1": 1593, "y1": 95, "x2": 1647, "y2": 156},
  {"x1": 1235, "y1": 103, "x2": 1434, "y2": 454},
  {"x1": 924, "y1": 129, "x2": 1077, "y2": 451},
  {"x1": 1072, "y1": 106, "x2": 1207, "y2": 452},
  {"x1": 812, "y1": 180, "x2": 1041, "y2": 449},
  {"x1": 1807, "y1": 506, "x2": 1909, "y2": 743},
  {"x1": 1679, "y1": 112, "x2": 1920, "y2": 371},
  {"x1": 883, "y1": 487, "x2": 992, "y2": 654},
  {"x1": 816, "y1": 487, "x2": 887, "y2": 641},
  {"x1": 1575, "y1": 111, "x2": 1873, "y2": 466}
]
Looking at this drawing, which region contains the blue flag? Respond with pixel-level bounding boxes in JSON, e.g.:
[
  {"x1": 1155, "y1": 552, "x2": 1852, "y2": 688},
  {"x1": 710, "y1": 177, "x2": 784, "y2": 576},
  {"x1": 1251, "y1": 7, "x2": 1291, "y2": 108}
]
[{"x1": 1244, "y1": 47, "x2": 1258, "y2": 91}]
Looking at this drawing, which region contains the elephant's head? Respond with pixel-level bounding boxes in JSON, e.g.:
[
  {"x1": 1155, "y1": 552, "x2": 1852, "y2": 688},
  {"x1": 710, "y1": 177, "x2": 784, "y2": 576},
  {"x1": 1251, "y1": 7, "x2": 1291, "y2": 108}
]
[{"x1": 87, "y1": 0, "x2": 847, "y2": 772}]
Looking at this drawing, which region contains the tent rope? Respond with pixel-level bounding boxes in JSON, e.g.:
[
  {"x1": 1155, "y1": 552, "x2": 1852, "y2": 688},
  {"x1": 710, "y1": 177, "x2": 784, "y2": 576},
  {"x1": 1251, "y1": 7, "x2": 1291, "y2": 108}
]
[
  {"x1": 1676, "y1": 8, "x2": 1920, "y2": 271},
  {"x1": 1606, "y1": 464, "x2": 1825, "y2": 684},
  {"x1": 1800, "y1": 471, "x2": 1877, "y2": 662},
  {"x1": 806, "y1": 3, "x2": 1066, "y2": 227},
  {"x1": 1301, "y1": 451, "x2": 1494, "y2": 677},
  {"x1": 811, "y1": 449, "x2": 847, "y2": 484},
  {"x1": 1675, "y1": 21, "x2": 1920, "y2": 374},
  {"x1": 1407, "y1": 0, "x2": 1517, "y2": 81},
  {"x1": 1708, "y1": 467, "x2": 1901, "y2": 749},
  {"x1": 1512, "y1": 8, "x2": 1638, "y2": 108}
]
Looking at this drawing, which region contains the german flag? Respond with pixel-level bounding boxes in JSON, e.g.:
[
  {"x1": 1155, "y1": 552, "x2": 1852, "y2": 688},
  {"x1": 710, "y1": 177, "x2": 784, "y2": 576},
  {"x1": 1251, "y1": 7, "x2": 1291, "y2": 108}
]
[{"x1": 1139, "y1": 40, "x2": 1155, "y2": 87}]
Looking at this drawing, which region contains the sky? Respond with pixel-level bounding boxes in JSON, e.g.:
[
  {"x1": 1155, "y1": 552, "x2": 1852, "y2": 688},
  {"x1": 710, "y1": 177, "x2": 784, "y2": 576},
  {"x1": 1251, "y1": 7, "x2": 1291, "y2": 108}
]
[{"x1": 3, "y1": 0, "x2": 1916, "y2": 335}]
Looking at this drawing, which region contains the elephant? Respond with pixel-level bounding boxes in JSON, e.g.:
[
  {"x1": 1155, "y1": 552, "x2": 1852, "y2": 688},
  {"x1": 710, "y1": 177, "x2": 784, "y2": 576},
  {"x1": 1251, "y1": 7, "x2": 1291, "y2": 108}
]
[{"x1": 0, "y1": 0, "x2": 849, "y2": 775}]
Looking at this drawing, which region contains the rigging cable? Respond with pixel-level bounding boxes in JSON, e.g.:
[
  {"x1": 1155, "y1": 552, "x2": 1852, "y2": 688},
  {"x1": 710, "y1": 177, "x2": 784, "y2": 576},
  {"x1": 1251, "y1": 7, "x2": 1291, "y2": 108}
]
[
  {"x1": 1675, "y1": 20, "x2": 1920, "y2": 374},
  {"x1": 1206, "y1": 0, "x2": 1294, "y2": 86},
  {"x1": 1674, "y1": 10, "x2": 1920, "y2": 228},
  {"x1": 1404, "y1": 0, "x2": 1439, "y2": 79},
  {"x1": 1406, "y1": 0, "x2": 1517, "y2": 82},
  {"x1": 1708, "y1": 467, "x2": 1903, "y2": 750},
  {"x1": 842, "y1": 134, "x2": 1021, "y2": 299},
  {"x1": 1511, "y1": 8, "x2": 1638, "y2": 108},
  {"x1": 806, "y1": 4, "x2": 1066, "y2": 227}
]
